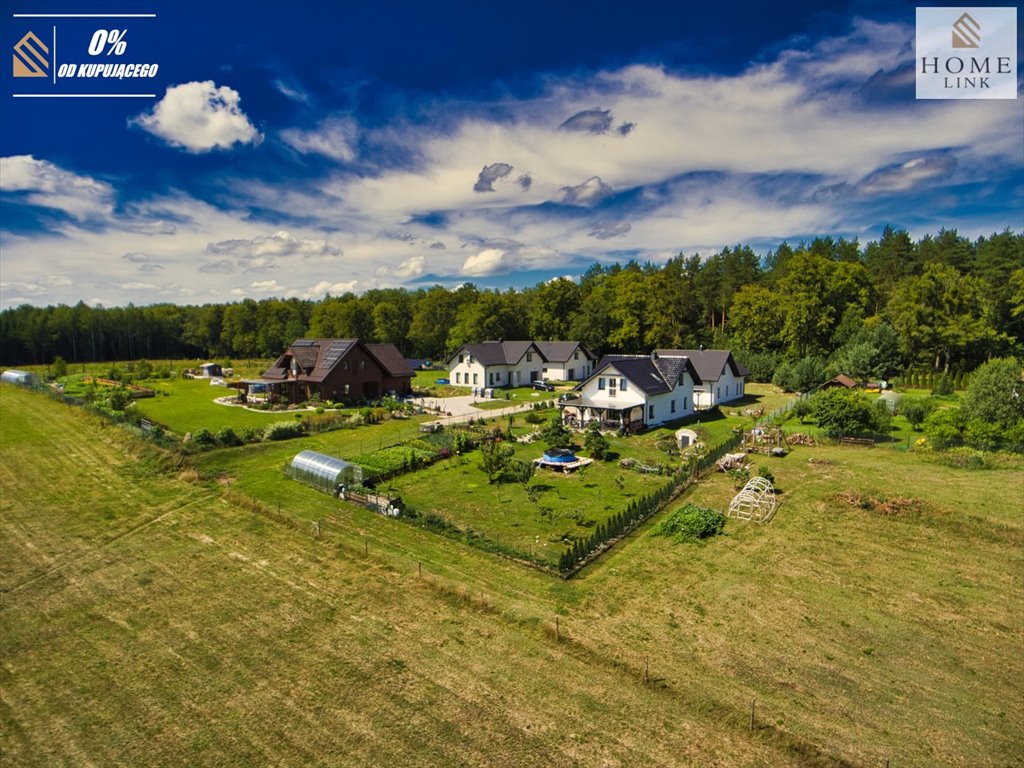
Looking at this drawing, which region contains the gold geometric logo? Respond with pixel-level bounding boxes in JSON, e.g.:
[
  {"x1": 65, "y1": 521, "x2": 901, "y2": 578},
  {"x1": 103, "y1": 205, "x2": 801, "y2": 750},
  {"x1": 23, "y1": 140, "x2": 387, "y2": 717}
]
[
  {"x1": 952, "y1": 12, "x2": 981, "y2": 48},
  {"x1": 13, "y1": 31, "x2": 49, "y2": 77}
]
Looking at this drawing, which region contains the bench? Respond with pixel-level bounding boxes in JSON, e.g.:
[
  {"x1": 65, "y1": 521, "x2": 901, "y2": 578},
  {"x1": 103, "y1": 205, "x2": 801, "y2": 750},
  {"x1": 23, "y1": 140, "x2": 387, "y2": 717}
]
[{"x1": 840, "y1": 436, "x2": 874, "y2": 447}]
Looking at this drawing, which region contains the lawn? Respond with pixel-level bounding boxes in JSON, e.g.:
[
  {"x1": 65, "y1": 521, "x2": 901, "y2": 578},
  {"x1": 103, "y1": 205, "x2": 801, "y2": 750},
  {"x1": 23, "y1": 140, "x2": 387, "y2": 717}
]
[
  {"x1": 131, "y1": 378, "x2": 314, "y2": 434},
  {"x1": 3, "y1": 383, "x2": 1022, "y2": 767},
  {"x1": 386, "y1": 440, "x2": 669, "y2": 565}
]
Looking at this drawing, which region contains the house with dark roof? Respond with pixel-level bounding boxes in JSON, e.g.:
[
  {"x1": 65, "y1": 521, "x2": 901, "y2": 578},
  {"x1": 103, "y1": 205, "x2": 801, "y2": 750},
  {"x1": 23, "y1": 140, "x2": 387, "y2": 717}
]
[
  {"x1": 446, "y1": 340, "x2": 597, "y2": 388},
  {"x1": 559, "y1": 352, "x2": 702, "y2": 431},
  {"x1": 534, "y1": 341, "x2": 597, "y2": 382},
  {"x1": 261, "y1": 339, "x2": 413, "y2": 403},
  {"x1": 654, "y1": 349, "x2": 750, "y2": 409}
]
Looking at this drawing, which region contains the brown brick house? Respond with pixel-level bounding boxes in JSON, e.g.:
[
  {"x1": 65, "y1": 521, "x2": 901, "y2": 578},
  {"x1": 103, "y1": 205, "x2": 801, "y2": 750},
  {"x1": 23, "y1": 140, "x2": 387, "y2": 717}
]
[{"x1": 262, "y1": 339, "x2": 413, "y2": 403}]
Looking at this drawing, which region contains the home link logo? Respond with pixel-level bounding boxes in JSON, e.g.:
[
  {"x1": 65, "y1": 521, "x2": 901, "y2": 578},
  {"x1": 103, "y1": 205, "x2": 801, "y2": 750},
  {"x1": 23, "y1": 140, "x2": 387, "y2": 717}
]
[
  {"x1": 951, "y1": 12, "x2": 980, "y2": 48},
  {"x1": 916, "y1": 7, "x2": 1017, "y2": 99},
  {"x1": 12, "y1": 31, "x2": 48, "y2": 77}
]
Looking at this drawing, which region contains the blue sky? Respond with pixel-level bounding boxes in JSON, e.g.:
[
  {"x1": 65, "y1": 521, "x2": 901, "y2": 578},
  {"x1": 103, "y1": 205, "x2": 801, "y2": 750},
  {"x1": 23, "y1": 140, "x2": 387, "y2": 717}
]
[{"x1": 1, "y1": 0, "x2": 1021, "y2": 308}]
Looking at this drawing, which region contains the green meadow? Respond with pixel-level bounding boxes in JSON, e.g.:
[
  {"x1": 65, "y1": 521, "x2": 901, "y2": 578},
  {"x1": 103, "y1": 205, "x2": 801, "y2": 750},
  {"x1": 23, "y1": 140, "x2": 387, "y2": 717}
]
[{"x1": 2, "y1": 383, "x2": 1022, "y2": 767}]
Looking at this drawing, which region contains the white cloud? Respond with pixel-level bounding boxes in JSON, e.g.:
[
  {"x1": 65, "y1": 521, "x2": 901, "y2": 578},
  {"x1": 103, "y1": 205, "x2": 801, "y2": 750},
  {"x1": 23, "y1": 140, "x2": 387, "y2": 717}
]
[
  {"x1": 306, "y1": 280, "x2": 358, "y2": 297},
  {"x1": 206, "y1": 230, "x2": 341, "y2": 260},
  {"x1": 0, "y1": 155, "x2": 114, "y2": 219},
  {"x1": 461, "y1": 242, "x2": 559, "y2": 276},
  {"x1": 281, "y1": 117, "x2": 357, "y2": 162},
  {"x1": 394, "y1": 255, "x2": 425, "y2": 279},
  {"x1": 133, "y1": 81, "x2": 262, "y2": 152},
  {"x1": 250, "y1": 279, "x2": 285, "y2": 293}
]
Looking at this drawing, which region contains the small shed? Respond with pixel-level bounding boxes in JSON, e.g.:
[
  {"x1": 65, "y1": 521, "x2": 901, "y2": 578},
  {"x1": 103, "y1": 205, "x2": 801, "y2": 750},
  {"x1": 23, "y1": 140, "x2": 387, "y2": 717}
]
[
  {"x1": 286, "y1": 450, "x2": 363, "y2": 494},
  {"x1": 675, "y1": 428, "x2": 699, "y2": 449},
  {"x1": 199, "y1": 362, "x2": 223, "y2": 378},
  {"x1": 819, "y1": 374, "x2": 857, "y2": 390},
  {"x1": 1, "y1": 369, "x2": 38, "y2": 387}
]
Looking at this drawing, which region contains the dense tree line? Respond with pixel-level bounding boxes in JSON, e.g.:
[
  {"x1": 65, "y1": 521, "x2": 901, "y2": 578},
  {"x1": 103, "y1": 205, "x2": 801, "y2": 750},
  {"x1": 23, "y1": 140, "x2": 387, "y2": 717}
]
[{"x1": 2, "y1": 227, "x2": 1020, "y2": 376}]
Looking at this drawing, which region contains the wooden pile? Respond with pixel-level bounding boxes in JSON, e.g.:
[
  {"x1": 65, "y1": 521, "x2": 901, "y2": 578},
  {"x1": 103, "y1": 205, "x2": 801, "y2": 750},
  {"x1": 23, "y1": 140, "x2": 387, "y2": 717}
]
[
  {"x1": 716, "y1": 453, "x2": 749, "y2": 472},
  {"x1": 788, "y1": 433, "x2": 816, "y2": 446}
]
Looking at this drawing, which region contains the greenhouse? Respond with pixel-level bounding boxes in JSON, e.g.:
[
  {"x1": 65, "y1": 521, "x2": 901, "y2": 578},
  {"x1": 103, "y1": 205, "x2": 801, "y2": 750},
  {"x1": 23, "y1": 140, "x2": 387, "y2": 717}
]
[
  {"x1": 286, "y1": 450, "x2": 363, "y2": 494},
  {"x1": 1, "y1": 369, "x2": 38, "y2": 387}
]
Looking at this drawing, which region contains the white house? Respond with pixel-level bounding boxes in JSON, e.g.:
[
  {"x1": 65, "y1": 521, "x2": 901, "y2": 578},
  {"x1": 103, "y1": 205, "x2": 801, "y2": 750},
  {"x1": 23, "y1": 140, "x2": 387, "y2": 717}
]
[
  {"x1": 655, "y1": 349, "x2": 749, "y2": 409},
  {"x1": 446, "y1": 341, "x2": 545, "y2": 388},
  {"x1": 534, "y1": 341, "x2": 597, "y2": 382},
  {"x1": 559, "y1": 353, "x2": 701, "y2": 431}
]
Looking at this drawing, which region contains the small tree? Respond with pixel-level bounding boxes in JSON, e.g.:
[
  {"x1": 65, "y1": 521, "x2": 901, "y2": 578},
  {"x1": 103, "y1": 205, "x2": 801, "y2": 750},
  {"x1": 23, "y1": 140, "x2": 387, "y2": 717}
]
[
  {"x1": 540, "y1": 414, "x2": 571, "y2": 450},
  {"x1": 479, "y1": 440, "x2": 515, "y2": 483},
  {"x1": 899, "y1": 397, "x2": 934, "y2": 430},
  {"x1": 52, "y1": 355, "x2": 68, "y2": 378},
  {"x1": 583, "y1": 421, "x2": 609, "y2": 459},
  {"x1": 961, "y1": 357, "x2": 1024, "y2": 430}
]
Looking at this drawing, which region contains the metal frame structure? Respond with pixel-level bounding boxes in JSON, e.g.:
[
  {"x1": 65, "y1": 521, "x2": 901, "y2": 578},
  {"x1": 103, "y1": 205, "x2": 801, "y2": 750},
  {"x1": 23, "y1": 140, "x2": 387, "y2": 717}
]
[{"x1": 728, "y1": 476, "x2": 777, "y2": 523}]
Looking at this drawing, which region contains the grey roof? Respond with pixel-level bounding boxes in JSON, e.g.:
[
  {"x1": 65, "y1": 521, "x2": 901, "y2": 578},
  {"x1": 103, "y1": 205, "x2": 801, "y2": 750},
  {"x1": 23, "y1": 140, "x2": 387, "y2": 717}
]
[
  {"x1": 654, "y1": 349, "x2": 749, "y2": 381},
  {"x1": 595, "y1": 356, "x2": 672, "y2": 395},
  {"x1": 590, "y1": 353, "x2": 703, "y2": 395},
  {"x1": 454, "y1": 341, "x2": 540, "y2": 366},
  {"x1": 534, "y1": 341, "x2": 594, "y2": 364}
]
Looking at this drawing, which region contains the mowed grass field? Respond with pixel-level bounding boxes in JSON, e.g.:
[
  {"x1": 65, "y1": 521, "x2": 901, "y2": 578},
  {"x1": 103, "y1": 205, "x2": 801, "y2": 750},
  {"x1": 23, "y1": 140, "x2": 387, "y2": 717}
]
[{"x1": 2, "y1": 383, "x2": 1022, "y2": 767}]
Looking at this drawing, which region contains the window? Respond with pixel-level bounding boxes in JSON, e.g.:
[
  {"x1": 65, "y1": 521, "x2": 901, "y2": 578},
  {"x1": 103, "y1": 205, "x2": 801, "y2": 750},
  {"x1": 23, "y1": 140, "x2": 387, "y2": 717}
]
[
  {"x1": 716, "y1": 386, "x2": 720, "y2": 398},
  {"x1": 683, "y1": 396, "x2": 688, "y2": 410},
  {"x1": 342, "y1": 360, "x2": 349, "y2": 370},
  {"x1": 671, "y1": 400, "x2": 676, "y2": 413},
  {"x1": 455, "y1": 372, "x2": 460, "y2": 384},
  {"x1": 598, "y1": 377, "x2": 606, "y2": 390},
  {"x1": 359, "y1": 359, "x2": 366, "y2": 370},
  {"x1": 726, "y1": 384, "x2": 730, "y2": 396},
  {"x1": 609, "y1": 379, "x2": 617, "y2": 397},
  {"x1": 620, "y1": 378, "x2": 627, "y2": 391},
  {"x1": 343, "y1": 384, "x2": 350, "y2": 395},
  {"x1": 459, "y1": 354, "x2": 464, "y2": 363},
  {"x1": 648, "y1": 404, "x2": 655, "y2": 420},
  {"x1": 574, "y1": 351, "x2": 579, "y2": 360},
  {"x1": 489, "y1": 373, "x2": 494, "y2": 385},
  {"x1": 473, "y1": 373, "x2": 478, "y2": 385},
  {"x1": 527, "y1": 352, "x2": 532, "y2": 362}
]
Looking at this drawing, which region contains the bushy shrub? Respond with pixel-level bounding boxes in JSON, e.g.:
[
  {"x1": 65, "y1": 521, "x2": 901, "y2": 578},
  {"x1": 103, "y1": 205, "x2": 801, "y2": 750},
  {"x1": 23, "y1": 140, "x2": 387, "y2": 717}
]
[
  {"x1": 810, "y1": 389, "x2": 881, "y2": 438},
  {"x1": 653, "y1": 503, "x2": 726, "y2": 542},
  {"x1": 757, "y1": 464, "x2": 775, "y2": 485},
  {"x1": 263, "y1": 421, "x2": 306, "y2": 441},
  {"x1": 240, "y1": 426, "x2": 263, "y2": 443},
  {"x1": 524, "y1": 411, "x2": 544, "y2": 424},
  {"x1": 216, "y1": 426, "x2": 242, "y2": 446},
  {"x1": 931, "y1": 374, "x2": 954, "y2": 396},
  {"x1": 773, "y1": 357, "x2": 828, "y2": 392},
  {"x1": 935, "y1": 447, "x2": 989, "y2": 469},
  {"x1": 923, "y1": 408, "x2": 963, "y2": 450},
  {"x1": 191, "y1": 428, "x2": 216, "y2": 447},
  {"x1": 899, "y1": 397, "x2": 934, "y2": 430}
]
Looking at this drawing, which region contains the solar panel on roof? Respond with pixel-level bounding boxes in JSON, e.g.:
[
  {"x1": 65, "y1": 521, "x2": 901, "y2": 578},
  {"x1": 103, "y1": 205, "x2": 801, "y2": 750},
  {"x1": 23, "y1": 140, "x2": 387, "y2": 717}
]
[
  {"x1": 292, "y1": 339, "x2": 317, "y2": 346},
  {"x1": 322, "y1": 340, "x2": 352, "y2": 367}
]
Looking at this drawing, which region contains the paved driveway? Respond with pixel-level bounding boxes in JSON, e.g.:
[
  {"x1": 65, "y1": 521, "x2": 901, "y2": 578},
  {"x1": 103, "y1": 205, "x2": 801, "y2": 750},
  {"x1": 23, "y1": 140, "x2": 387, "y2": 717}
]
[{"x1": 409, "y1": 393, "x2": 553, "y2": 426}]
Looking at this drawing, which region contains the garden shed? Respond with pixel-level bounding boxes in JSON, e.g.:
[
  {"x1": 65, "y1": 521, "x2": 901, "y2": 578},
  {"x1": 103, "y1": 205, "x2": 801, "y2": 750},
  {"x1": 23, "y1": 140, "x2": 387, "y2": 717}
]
[
  {"x1": 728, "y1": 476, "x2": 777, "y2": 523},
  {"x1": 287, "y1": 450, "x2": 363, "y2": 494}
]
